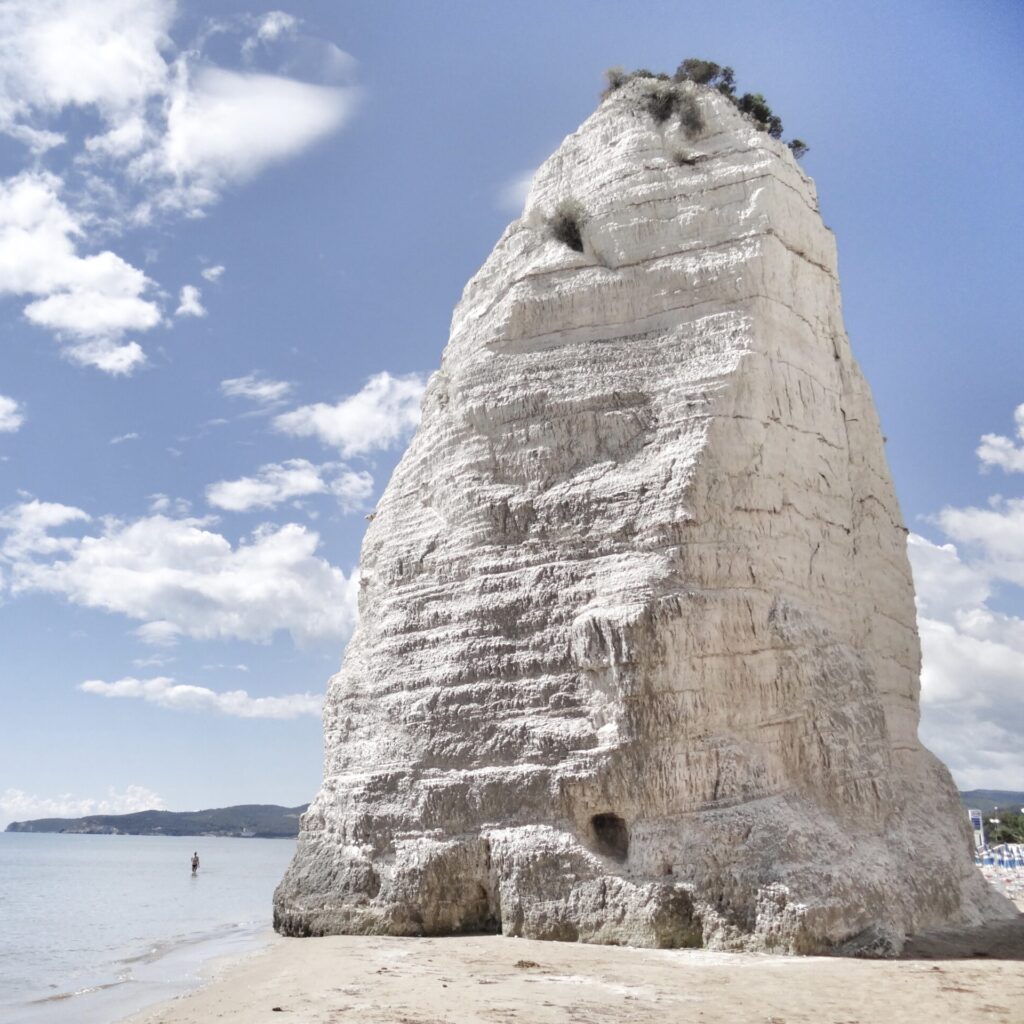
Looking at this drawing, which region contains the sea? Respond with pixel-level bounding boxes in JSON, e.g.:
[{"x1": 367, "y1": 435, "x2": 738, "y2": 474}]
[{"x1": 0, "y1": 832, "x2": 297, "y2": 1024}]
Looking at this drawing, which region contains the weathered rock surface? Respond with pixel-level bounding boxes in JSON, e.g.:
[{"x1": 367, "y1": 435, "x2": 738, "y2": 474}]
[{"x1": 275, "y1": 79, "x2": 1016, "y2": 953}]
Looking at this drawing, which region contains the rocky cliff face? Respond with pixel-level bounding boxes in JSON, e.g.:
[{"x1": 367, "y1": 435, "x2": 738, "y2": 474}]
[{"x1": 275, "y1": 79, "x2": 1014, "y2": 953}]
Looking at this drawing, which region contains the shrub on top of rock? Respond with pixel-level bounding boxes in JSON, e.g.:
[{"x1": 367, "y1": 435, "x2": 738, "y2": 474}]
[{"x1": 603, "y1": 58, "x2": 807, "y2": 156}]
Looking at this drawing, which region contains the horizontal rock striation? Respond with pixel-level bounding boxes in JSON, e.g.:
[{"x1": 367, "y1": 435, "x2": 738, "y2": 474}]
[{"x1": 275, "y1": 79, "x2": 1015, "y2": 953}]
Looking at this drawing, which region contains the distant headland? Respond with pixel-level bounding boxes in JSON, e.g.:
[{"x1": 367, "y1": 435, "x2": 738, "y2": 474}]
[{"x1": 4, "y1": 803, "x2": 307, "y2": 838}]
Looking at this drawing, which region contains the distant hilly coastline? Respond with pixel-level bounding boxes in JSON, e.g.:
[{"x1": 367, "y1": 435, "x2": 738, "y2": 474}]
[
  {"x1": 4, "y1": 803, "x2": 308, "y2": 838},
  {"x1": 7, "y1": 793, "x2": 1021, "y2": 839},
  {"x1": 959, "y1": 790, "x2": 1024, "y2": 815}
]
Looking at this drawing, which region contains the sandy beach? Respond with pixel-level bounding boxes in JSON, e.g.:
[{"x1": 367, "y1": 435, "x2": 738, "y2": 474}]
[{"x1": 126, "y1": 927, "x2": 1024, "y2": 1024}]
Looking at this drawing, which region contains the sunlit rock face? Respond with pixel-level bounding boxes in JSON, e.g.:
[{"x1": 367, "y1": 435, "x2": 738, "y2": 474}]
[{"x1": 274, "y1": 79, "x2": 1014, "y2": 953}]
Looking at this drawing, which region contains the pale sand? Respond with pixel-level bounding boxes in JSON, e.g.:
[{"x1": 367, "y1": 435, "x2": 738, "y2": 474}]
[{"x1": 126, "y1": 931, "x2": 1024, "y2": 1024}]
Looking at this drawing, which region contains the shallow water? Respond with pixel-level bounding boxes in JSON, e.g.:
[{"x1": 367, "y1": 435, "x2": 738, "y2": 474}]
[{"x1": 0, "y1": 832, "x2": 296, "y2": 1023}]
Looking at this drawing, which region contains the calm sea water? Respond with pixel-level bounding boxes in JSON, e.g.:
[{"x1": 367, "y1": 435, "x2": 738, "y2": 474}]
[{"x1": 0, "y1": 832, "x2": 296, "y2": 1024}]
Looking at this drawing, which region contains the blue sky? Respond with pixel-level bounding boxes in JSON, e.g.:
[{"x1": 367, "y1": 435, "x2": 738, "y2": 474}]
[{"x1": 0, "y1": 1, "x2": 1021, "y2": 825}]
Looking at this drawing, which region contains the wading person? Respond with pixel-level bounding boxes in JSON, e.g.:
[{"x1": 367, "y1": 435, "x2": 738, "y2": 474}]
[{"x1": 191, "y1": 851, "x2": 199, "y2": 876}]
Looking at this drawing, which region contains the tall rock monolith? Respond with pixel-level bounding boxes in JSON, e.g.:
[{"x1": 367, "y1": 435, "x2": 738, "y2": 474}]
[{"x1": 275, "y1": 77, "x2": 1015, "y2": 953}]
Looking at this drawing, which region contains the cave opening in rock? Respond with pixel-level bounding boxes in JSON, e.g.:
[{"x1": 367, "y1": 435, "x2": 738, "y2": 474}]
[{"x1": 590, "y1": 813, "x2": 629, "y2": 861}]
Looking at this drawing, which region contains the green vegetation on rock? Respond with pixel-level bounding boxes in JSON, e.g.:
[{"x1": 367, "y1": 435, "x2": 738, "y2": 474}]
[{"x1": 603, "y1": 58, "x2": 807, "y2": 156}]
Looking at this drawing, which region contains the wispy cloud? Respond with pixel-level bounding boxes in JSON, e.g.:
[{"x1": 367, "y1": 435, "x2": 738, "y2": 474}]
[
  {"x1": 200, "y1": 264, "x2": 225, "y2": 283},
  {"x1": 80, "y1": 675, "x2": 322, "y2": 719},
  {"x1": 109, "y1": 431, "x2": 139, "y2": 445},
  {"x1": 242, "y1": 10, "x2": 300, "y2": 60},
  {"x1": 220, "y1": 372, "x2": 293, "y2": 407},
  {"x1": 496, "y1": 168, "x2": 537, "y2": 212}
]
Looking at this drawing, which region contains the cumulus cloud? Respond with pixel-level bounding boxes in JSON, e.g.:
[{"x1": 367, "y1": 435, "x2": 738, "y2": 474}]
[
  {"x1": 910, "y1": 535, "x2": 1024, "y2": 790},
  {"x1": 978, "y1": 403, "x2": 1024, "y2": 474},
  {"x1": 935, "y1": 497, "x2": 1024, "y2": 588},
  {"x1": 0, "y1": 0, "x2": 173, "y2": 135},
  {"x1": 0, "y1": 2, "x2": 358, "y2": 366},
  {"x1": 0, "y1": 394, "x2": 24, "y2": 431},
  {"x1": 0, "y1": 501, "x2": 359, "y2": 645},
  {"x1": 221, "y1": 372, "x2": 293, "y2": 406},
  {"x1": 206, "y1": 458, "x2": 373, "y2": 513},
  {"x1": 80, "y1": 675, "x2": 322, "y2": 719},
  {"x1": 0, "y1": 171, "x2": 159, "y2": 371},
  {"x1": 0, "y1": 498, "x2": 90, "y2": 559},
  {"x1": 200, "y1": 264, "x2": 225, "y2": 283},
  {"x1": 175, "y1": 283, "x2": 205, "y2": 317},
  {"x1": 906, "y1": 400, "x2": 1024, "y2": 790},
  {"x1": 274, "y1": 371, "x2": 426, "y2": 456},
  {"x1": 63, "y1": 338, "x2": 147, "y2": 375},
  {"x1": 0, "y1": 784, "x2": 165, "y2": 825}
]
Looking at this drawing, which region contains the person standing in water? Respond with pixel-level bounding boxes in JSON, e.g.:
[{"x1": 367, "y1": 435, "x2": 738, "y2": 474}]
[{"x1": 191, "y1": 851, "x2": 199, "y2": 876}]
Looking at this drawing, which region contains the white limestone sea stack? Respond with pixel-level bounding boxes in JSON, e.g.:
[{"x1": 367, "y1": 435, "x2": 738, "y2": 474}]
[{"x1": 275, "y1": 77, "x2": 1015, "y2": 953}]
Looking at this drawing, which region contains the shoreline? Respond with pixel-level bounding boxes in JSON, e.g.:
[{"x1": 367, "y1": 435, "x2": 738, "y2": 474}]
[
  {"x1": 124, "y1": 927, "x2": 1024, "y2": 1024},
  {"x1": 8, "y1": 922, "x2": 276, "y2": 1024}
]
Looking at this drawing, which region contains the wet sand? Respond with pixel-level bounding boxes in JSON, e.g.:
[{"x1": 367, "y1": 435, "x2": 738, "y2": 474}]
[{"x1": 127, "y1": 927, "x2": 1024, "y2": 1024}]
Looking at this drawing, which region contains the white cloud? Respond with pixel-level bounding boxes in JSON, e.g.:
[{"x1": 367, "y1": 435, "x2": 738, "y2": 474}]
[
  {"x1": 497, "y1": 168, "x2": 536, "y2": 212},
  {"x1": 906, "y1": 533, "x2": 991, "y2": 622},
  {"x1": 200, "y1": 263, "x2": 225, "y2": 283},
  {"x1": 109, "y1": 431, "x2": 139, "y2": 444},
  {"x1": 274, "y1": 371, "x2": 426, "y2": 456},
  {"x1": 0, "y1": 0, "x2": 173, "y2": 136},
  {"x1": 0, "y1": 394, "x2": 24, "y2": 432},
  {"x1": 330, "y1": 468, "x2": 375, "y2": 513},
  {"x1": 977, "y1": 403, "x2": 1024, "y2": 474},
  {"x1": 135, "y1": 64, "x2": 358, "y2": 216},
  {"x1": 136, "y1": 620, "x2": 182, "y2": 647},
  {"x1": 207, "y1": 458, "x2": 327, "y2": 511},
  {"x1": 910, "y1": 542, "x2": 1024, "y2": 790},
  {"x1": 0, "y1": 498, "x2": 89, "y2": 560},
  {"x1": 908, "y1": 524, "x2": 1024, "y2": 789},
  {"x1": 255, "y1": 11, "x2": 300, "y2": 45},
  {"x1": 80, "y1": 675, "x2": 322, "y2": 719},
  {"x1": 147, "y1": 493, "x2": 191, "y2": 516},
  {"x1": 175, "y1": 283, "x2": 205, "y2": 317},
  {"x1": 936, "y1": 497, "x2": 1024, "y2": 587},
  {"x1": 25, "y1": 289, "x2": 160, "y2": 336},
  {"x1": 84, "y1": 113, "x2": 151, "y2": 159},
  {"x1": 6, "y1": 123, "x2": 64, "y2": 155},
  {"x1": 0, "y1": 501, "x2": 358, "y2": 645},
  {"x1": 0, "y1": 784, "x2": 165, "y2": 825},
  {"x1": 221, "y1": 372, "x2": 293, "y2": 406},
  {"x1": 901, "y1": 402, "x2": 1024, "y2": 790},
  {"x1": 206, "y1": 458, "x2": 372, "y2": 513},
  {"x1": 0, "y1": 2, "x2": 358, "y2": 366},
  {"x1": 133, "y1": 652, "x2": 175, "y2": 669},
  {"x1": 62, "y1": 338, "x2": 147, "y2": 375},
  {"x1": 0, "y1": 171, "x2": 159, "y2": 372}
]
